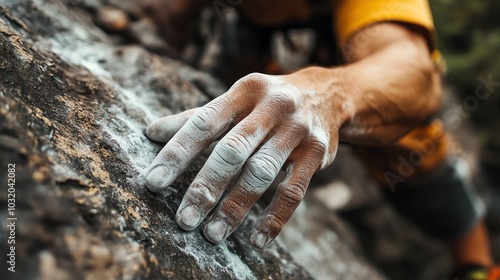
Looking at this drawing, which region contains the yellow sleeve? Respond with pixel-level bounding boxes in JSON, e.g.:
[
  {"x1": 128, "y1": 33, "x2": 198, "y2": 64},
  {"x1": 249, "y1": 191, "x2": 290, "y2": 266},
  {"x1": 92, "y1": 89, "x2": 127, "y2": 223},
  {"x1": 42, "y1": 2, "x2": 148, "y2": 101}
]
[{"x1": 334, "y1": 0, "x2": 435, "y2": 47}]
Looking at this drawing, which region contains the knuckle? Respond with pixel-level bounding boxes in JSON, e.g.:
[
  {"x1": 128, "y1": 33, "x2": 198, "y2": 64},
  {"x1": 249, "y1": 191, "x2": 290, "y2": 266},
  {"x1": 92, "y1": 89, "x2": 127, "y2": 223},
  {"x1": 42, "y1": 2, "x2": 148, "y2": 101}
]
[
  {"x1": 190, "y1": 108, "x2": 215, "y2": 132},
  {"x1": 289, "y1": 120, "x2": 309, "y2": 135},
  {"x1": 190, "y1": 179, "x2": 215, "y2": 202},
  {"x1": 219, "y1": 198, "x2": 245, "y2": 223},
  {"x1": 278, "y1": 183, "x2": 305, "y2": 207},
  {"x1": 217, "y1": 133, "x2": 250, "y2": 164},
  {"x1": 204, "y1": 101, "x2": 223, "y2": 114},
  {"x1": 242, "y1": 72, "x2": 266, "y2": 83},
  {"x1": 248, "y1": 153, "x2": 280, "y2": 178},
  {"x1": 307, "y1": 138, "x2": 327, "y2": 156},
  {"x1": 246, "y1": 158, "x2": 277, "y2": 187},
  {"x1": 267, "y1": 92, "x2": 297, "y2": 113},
  {"x1": 238, "y1": 73, "x2": 267, "y2": 91}
]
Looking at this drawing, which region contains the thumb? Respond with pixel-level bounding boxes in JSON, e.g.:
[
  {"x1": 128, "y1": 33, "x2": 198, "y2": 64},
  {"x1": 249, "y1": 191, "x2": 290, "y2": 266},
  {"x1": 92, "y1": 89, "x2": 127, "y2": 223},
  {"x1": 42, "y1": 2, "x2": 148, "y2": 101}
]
[{"x1": 146, "y1": 108, "x2": 198, "y2": 143}]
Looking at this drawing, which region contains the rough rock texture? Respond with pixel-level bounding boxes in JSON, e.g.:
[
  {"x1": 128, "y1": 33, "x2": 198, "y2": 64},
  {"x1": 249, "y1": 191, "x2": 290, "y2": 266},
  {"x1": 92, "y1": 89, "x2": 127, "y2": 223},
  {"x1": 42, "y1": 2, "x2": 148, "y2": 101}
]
[{"x1": 0, "y1": 1, "x2": 386, "y2": 279}]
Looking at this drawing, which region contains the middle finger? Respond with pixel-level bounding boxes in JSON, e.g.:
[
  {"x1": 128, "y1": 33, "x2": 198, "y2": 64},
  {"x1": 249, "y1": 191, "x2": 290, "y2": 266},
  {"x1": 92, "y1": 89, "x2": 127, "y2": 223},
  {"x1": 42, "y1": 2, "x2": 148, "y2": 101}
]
[{"x1": 175, "y1": 106, "x2": 282, "y2": 230}]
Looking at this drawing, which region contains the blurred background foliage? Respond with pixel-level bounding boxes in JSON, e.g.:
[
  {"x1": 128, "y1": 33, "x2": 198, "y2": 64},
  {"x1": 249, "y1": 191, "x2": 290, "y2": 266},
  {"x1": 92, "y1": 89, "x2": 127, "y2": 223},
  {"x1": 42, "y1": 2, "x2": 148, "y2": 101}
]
[
  {"x1": 431, "y1": 0, "x2": 499, "y2": 128},
  {"x1": 430, "y1": 0, "x2": 500, "y2": 179}
]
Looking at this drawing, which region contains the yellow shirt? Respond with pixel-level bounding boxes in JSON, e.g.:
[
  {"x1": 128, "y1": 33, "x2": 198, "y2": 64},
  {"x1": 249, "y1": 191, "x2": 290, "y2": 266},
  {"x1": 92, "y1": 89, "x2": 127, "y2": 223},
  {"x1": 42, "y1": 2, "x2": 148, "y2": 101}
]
[{"x1": 239, "y1": 0, "x2": 435, "y2": 47}]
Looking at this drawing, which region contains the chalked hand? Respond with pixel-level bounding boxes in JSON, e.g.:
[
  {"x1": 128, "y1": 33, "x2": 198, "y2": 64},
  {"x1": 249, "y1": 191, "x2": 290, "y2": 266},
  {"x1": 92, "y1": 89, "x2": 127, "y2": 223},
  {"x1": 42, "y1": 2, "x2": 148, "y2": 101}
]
[{"x1": 145, "y1": 70, "x2": 349, "y2": 248}]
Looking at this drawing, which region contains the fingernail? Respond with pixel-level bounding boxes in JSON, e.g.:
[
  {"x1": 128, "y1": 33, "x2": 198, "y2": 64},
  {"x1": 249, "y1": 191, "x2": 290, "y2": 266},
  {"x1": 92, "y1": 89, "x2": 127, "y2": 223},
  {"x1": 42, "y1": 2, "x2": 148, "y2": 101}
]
[
  {"x1": 177, "y1": 205, "x2": 202, "y2": 230},
  {"x1": 145, "y1": 165, "x2": 171, "y2": 192},
  {"x1": 204, "y1": 220, "x2": 228, "y2": 243},
  {"x1": 251, "y1": 232, "x2": 269, "y2": 248}
]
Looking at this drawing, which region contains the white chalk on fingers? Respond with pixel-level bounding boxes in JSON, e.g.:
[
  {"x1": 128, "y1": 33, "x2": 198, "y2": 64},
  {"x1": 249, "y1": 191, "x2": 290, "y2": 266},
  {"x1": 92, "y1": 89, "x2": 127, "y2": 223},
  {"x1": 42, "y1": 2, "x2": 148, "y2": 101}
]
[
  {"x1": 251, "y1": 232, "x2": 270, "y2": 248},
  {"x1": 176, "y1": 205, "x2": 202, "y2": 230},
  {"x1": 145, "y1": 165, "x2": 174, "y2": 192},
  {"x1": 146, "y1": 110, "x2": 195, "y2": 142},
  {"x1": 204, "y1": 220, "x2": 228, "y2": 243}
]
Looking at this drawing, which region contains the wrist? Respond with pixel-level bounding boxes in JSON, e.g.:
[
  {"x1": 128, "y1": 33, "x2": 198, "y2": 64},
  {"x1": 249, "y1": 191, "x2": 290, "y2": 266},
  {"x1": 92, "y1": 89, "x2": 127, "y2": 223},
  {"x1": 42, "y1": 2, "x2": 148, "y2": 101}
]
[{"x1": 288, "y1": 66, "x2": 357, "y2": 130}]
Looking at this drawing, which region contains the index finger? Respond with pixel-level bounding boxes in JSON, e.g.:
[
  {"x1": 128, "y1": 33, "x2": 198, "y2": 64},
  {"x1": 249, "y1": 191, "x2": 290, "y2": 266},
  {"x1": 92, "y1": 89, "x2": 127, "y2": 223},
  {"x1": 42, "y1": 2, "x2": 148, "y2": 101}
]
[
  {"x1": 145, "y1": 100, "x2": 232, "y2": 192},
  {"x1": 145, "y1": 75, "x2": 265, "y2": 192},
  {"x1": 146, "y1": 79, "x2": 262, "y2": 192}
]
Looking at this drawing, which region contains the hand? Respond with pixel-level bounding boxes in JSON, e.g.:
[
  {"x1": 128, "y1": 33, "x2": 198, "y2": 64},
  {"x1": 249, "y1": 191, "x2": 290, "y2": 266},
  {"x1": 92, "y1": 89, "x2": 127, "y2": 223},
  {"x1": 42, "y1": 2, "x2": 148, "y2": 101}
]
[{"x1": 145, "y1": 70, "x2": 349, "y2": 247}]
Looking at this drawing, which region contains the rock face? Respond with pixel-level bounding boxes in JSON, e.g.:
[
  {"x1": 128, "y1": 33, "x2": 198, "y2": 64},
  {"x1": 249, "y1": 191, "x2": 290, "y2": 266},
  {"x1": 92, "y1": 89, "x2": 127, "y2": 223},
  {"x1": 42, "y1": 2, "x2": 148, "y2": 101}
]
[{"x1": 0, "y1": 1, "x2": 389, "y2": 279}]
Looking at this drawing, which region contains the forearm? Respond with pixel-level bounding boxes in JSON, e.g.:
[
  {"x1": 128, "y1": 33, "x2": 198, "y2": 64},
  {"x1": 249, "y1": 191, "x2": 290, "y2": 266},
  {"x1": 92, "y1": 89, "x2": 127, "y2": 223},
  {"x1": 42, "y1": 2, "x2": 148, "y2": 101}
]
[
  {"x1": 292, "y1": 23, "x2": 441, "y2": 145},
  {"x1": 340, "y1": 33, "x2": 441, "y2": 144}
]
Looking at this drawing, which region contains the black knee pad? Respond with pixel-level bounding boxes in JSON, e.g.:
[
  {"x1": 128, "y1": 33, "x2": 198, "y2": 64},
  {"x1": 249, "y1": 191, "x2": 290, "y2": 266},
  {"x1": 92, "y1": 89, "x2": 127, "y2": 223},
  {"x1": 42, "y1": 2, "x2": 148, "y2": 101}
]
[{"x1": 384, "y1": 156, "x2": 486, "y2": 239}]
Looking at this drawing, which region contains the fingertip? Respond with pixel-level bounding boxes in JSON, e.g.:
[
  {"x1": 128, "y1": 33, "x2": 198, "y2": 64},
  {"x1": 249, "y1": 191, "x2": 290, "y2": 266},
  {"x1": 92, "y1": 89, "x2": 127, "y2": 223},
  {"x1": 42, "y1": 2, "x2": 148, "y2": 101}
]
[
  {"x1": 176, "y1": 205, "x2": 202, "y2": 231},
  {"x1": 145, "y1": 165, "x2": 171, "y2": 192},
  {"x1": 145, "y1": 122, "x2": 156, "y2": 139},
  {"x1": 203, "y1": 220, "x2": 228, "y2": 243},
  {"x1": 146, "y1": 110, "x2": 195, "y2": 143},
  {"x1": 250, "y1": 232, "x2": 271, "y2": 248},
  {"x1": 145, "y1": 120, "x2": 167, "y2": 143}
]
